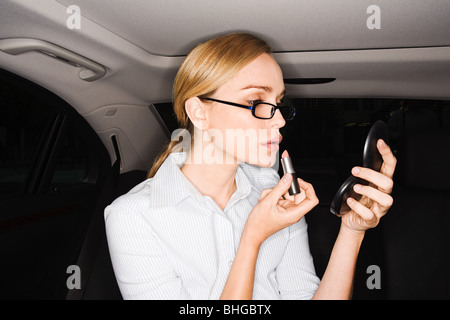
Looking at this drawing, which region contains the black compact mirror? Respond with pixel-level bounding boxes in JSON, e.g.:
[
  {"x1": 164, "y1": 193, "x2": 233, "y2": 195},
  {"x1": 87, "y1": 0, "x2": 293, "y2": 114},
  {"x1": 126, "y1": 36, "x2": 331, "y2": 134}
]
[{"x1": 330, "y1": 120, "x2": 389, "y2": 216}]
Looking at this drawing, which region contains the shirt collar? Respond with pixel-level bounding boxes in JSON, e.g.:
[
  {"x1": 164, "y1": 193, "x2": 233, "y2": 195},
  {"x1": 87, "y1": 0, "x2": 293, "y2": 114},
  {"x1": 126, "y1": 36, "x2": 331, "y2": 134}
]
[{"x1": 148, "y1": 152, "x2": 256, "y2": 209}]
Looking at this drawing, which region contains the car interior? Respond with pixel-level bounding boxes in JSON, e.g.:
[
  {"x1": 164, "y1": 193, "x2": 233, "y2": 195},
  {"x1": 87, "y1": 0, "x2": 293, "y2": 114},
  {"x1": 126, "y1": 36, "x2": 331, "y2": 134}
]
[{"x1": 0, "y1": 0, "x2": 449, "y2": 300}]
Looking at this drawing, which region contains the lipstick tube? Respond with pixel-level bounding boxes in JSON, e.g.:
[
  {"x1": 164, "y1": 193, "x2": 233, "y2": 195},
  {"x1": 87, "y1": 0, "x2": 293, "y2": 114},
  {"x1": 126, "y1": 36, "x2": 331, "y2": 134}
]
[{"x1": 281, "y1": 156, "x2": 301, "y2": 195}]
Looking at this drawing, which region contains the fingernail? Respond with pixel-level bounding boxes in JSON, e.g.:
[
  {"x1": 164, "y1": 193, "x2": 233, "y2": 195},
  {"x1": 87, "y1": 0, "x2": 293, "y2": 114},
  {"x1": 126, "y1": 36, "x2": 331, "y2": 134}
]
[
  {"x1": 283, "y1": 173, "x2": 292, "y2": 183},
  {"x1": 352, "y1": 167, "x2": 360, "y2": 175},
  {"x1": 379, "y1": 139, "x2": 386, "y2": 148},
  {"x1": 354, "y1": 184, "x2": 362, "y2": 192},
  {"x1": 347, "y1": 197, "x2": 353, "y2": 204}
]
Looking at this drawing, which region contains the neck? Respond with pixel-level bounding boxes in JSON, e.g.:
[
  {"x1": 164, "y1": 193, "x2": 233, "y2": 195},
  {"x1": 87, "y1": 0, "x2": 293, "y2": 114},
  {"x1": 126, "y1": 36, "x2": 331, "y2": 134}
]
[{"x1": 181, "y1": 143, "x2": 240, "y2": 211}]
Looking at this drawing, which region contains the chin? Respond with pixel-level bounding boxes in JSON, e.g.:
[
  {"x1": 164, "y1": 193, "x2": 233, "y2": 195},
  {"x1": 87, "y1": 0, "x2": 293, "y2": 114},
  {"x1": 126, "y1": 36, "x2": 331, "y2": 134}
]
[{"x1": 247, "y1": 151, "x2": 278, "y2": 168}]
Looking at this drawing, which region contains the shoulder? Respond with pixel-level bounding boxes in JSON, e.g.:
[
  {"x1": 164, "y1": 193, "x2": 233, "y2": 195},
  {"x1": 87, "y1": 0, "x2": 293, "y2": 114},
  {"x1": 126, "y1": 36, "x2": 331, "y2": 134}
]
[
  {"x1": 104, "y1": 178, "x2": 153, "y2": 221},
  {"x1": 239, "y1": 162, "x2": 280, "y2": 191}
]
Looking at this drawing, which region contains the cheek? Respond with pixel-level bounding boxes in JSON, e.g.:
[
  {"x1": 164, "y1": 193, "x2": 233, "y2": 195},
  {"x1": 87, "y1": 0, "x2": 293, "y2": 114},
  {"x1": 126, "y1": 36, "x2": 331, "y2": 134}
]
[
  {"x1": 209, "y1": 113, "x2": 276, "y2": 165},
  {"x1": 209, "y1": 107, "x2": 254, "y2": 135},
  {"x1": 212, "y1": 106, "x2": 248, "y2": 126}
]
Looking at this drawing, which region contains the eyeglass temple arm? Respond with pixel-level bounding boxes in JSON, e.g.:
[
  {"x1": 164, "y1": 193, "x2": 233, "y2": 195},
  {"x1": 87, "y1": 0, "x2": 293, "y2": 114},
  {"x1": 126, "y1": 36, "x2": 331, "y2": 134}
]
[{"x1": 202, "y1": 98, "x2": 253, "y2": 111}]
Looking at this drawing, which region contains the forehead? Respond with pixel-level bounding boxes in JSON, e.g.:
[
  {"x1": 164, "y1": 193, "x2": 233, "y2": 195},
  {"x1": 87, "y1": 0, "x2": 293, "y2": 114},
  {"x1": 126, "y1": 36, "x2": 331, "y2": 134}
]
[{"x1": 218, "y1": 53, "x2": 285, "y2": 96}]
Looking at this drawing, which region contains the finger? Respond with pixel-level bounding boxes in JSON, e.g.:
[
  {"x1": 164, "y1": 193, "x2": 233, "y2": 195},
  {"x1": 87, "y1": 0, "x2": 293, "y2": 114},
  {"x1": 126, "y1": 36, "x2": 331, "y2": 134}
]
[
  {"x1": 284, "y1": 179, "x2": 319, "y2": 217},
  {"x1": 277, "y1": 199, "x2": 293, "y2": 208},
  {"x1": 279, "y1": 189, "x2": 307, "y2": 209},
  {"x1": 377, "y1": 139, "x2": 397, "y2": 179},
  {"x1": 298, "y1": 179, "x2": 318, "y2": 203},
  {"x1": 352, "y1": 166, "x2": 394, "y2": 193},
  {"x1": 282, "y1": 192, "x2": 294, "y2": 201},
  {"x1": 258, "y1": 188, "x2": 273, "y2": 201},
  {"x1": 266, "y1": 173, "x2": 293, "y2": 203},
  {"x1": 353, "y1": 184, "x2": 394, "y2": 210},
  {"x1": 346, "y1": 197, "x2": 377, "y2": 223},
  {"x1": 283, "y1": 179, "x2": 306, "y2": 204}
]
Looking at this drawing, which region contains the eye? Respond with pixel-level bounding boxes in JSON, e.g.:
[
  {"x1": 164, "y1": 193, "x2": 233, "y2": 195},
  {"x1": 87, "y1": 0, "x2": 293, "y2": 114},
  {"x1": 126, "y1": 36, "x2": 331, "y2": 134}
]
[{"x1": 248, "y1": 99, "x2": 263, "y2": 106}]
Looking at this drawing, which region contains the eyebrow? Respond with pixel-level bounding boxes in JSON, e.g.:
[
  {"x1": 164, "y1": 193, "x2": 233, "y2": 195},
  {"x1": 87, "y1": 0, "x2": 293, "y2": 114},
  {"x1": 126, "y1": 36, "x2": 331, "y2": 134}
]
[{"x1": 240, "y1": 85, "x2": 286, "y2": 98}]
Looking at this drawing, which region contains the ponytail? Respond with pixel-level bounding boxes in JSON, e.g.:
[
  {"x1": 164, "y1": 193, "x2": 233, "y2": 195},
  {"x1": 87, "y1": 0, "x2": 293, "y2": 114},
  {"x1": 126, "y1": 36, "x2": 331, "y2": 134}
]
[
  {"x1": 147, "y1": 139, "x2": 181, "y2": 178},
  {"x1": 147, "y1": 127, "x2": 192, "y2": 178}
]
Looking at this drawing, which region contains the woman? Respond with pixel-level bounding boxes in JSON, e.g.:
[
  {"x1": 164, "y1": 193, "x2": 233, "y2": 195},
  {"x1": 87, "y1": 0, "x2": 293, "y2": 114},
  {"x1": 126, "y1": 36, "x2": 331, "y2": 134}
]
[{"x1": 104, "y1": 33, "x2": 396, "y2": 300}]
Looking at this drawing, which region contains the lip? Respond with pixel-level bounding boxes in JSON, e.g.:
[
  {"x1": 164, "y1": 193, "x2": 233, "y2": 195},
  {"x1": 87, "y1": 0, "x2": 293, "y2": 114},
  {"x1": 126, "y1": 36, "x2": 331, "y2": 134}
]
[{"x1": 261, "y1": 135, "x2": 283, "y2": 150}]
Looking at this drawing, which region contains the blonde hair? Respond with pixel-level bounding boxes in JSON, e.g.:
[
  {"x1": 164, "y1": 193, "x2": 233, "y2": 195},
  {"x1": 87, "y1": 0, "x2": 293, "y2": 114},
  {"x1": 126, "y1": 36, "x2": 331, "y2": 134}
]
[{"x1": 147, "y1": 33, "x2": 272, "y2": 178}]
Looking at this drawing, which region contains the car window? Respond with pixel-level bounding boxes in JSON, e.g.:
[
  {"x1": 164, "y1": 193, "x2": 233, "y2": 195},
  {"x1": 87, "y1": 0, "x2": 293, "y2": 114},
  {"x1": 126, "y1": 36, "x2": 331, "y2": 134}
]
[
  {"x1": 50, "y1": 129, "x2": 88, "y2": 188},
  {"x1": 153, "y1": 102, "x2": 179, "y2": 134},
  {"x1": 0, "y1": 77, "x2": 57, "y2": 196},
  {"x1": 0, "y1": 71, "x2": 96, "y2": 198},
  {"x1": 283, "y1": 98, "x2": 449, "y2": 165}
]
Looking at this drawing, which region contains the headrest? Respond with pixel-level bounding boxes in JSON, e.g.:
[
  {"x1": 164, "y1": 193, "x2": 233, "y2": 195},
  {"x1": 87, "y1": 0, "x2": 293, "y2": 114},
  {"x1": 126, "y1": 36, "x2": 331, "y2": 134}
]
[{"x1": 397, "y1": 130, "x2": 450, "y2": 191}]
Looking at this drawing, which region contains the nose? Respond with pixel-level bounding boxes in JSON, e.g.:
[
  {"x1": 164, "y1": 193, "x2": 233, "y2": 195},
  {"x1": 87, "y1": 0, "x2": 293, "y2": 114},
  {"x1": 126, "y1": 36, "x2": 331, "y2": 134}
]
[{"x1": 269, "y1": 108, "x2": 286, "y2": 129}]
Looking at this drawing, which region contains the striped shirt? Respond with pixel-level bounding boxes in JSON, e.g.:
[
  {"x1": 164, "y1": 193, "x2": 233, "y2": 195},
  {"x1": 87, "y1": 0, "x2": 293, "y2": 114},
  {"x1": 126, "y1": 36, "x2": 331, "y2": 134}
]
[{"x1": 104, "y1": 152, "x2": 320, "y2": 300}]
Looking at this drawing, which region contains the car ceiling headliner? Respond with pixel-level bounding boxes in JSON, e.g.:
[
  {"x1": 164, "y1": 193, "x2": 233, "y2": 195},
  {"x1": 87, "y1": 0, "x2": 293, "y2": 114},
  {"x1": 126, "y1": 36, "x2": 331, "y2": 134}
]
[
  {"x1": 1, "y1": 0, "x2": 449, "y2": 112},
  {"x1": 56, "y1": 0, "x2": 450, "y2": 56}
]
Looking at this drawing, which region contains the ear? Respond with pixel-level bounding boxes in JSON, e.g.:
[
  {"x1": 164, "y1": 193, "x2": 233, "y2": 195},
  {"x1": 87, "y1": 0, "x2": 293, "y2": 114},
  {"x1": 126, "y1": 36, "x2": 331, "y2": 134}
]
[{"x1": 185, "y1": 97, "x2": 209, "y2": 130}]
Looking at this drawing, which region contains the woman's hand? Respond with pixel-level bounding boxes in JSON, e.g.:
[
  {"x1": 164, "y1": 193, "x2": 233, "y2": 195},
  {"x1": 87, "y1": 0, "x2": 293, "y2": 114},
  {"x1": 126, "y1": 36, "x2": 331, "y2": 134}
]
[
  {"x1": 221, "y1": 173, "x2": 319, "y2": 300},
  {"x1": 341, "y1": 139, "x2": 397, "y2": 234},
  {"x1": 242, "y1": 173, "x2": 319, "y2": 246}
]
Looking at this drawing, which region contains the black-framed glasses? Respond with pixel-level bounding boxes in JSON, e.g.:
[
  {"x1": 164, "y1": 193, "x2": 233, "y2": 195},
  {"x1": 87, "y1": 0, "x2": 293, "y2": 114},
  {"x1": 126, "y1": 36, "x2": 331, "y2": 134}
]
[{"x1": 202, "y1": 97, "x2": 296, "y2": 120}]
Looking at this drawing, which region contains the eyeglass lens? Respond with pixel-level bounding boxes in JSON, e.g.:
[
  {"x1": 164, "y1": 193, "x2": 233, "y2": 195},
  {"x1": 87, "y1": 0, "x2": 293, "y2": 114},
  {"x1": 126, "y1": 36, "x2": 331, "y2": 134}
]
[{"x1": 254, "y1": 103, "x2": 295, "y2": 120}]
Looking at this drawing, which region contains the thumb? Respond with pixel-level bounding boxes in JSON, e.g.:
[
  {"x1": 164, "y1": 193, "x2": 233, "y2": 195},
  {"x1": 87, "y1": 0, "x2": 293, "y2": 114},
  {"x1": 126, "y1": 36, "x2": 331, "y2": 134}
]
[{"x1": 266, "y1": 173, "x2": 292, "y2": 203}]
